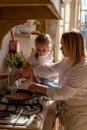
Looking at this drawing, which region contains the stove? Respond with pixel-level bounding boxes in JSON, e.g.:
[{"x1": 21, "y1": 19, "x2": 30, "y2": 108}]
[{"x1": 0, "y1": 90, "x2": 50, "y2": 129}]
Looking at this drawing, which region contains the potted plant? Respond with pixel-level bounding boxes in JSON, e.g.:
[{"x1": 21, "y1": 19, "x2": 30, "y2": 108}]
[
  {"x1": 5, "y1": 52, "x2": 27, "y2": 74},
  {"x1": 32, "y1": 19, "x2": 42, "y2": 34}
]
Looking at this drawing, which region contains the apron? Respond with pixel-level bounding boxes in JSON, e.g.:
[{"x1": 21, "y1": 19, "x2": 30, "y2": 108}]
[{"x1": 63, "y1": 99, "x2": 87, "y2": 130}]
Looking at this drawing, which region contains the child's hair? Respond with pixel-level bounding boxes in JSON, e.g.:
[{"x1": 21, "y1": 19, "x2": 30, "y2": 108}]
[
  {"x1": 35, "y1": 33, "x2": 53, "y2": 59},
  {"x1": 35, "y1": 33, "x2": 52, "y2": 46}
]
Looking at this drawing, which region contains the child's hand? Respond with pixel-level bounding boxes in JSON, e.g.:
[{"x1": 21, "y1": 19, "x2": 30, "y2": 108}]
[
  {"x1": 14, "y1": 69, "x2": 23, "y2": 79},
  {"x1": 14, "y1": 69, "x2": 28, "y2": 79},
  {"x1": 27, "y1": 66, "x2": 34, "y2": 74},
  {"x1": 14, "y1": 67, "x2": 34, "y2": 80}
]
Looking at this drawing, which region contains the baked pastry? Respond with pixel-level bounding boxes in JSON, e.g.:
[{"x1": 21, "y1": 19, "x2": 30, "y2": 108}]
[{"x1": 5, "y1": 93, "x2": 30, "y2": 101}]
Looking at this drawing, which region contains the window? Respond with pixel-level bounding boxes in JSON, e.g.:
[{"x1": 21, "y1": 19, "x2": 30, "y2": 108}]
[
  {"x1": 78, "y1": 0, "x2": 87, "y2": 55},
  {"x1": 58, "y1": 0, "x2": 87, "y2": 60},
  {"x1": 58, "y1": 2, "x2": 70, "y2": 60}
]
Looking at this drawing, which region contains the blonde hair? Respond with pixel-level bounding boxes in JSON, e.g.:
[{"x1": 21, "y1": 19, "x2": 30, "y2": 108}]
[
  {"x1": 61, "y1": 29, "x2": 85, "y2": 66},
  {"x1": 35, "y1": 33, "x2": 53, "y2": 59},
  {"x1": 35, "y1": 33, "x2": 52, "y2": 47}
]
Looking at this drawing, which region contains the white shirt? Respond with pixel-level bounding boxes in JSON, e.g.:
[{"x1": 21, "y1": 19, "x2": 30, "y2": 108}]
[
  {"x1": 28, "y1": 53, "x2": 53, "y2": 67},
  {"x1": 33, "y1": 57, "x2": 87, "y2": 101},
  {"x1": 28, "y1": 53, "x2": 54, "y2": 82}
]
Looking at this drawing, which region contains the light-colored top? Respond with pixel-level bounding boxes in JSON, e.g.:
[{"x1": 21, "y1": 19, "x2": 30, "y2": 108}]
[
  {"x1": 28, "y1": 53, "x2": 54, "y2": 82},
  {"x1": 28, "y1": 53, "x2": 53, "y2": 67},
  {"x1": 33, "y1": 57, "x2": 87, "y2": 101}
]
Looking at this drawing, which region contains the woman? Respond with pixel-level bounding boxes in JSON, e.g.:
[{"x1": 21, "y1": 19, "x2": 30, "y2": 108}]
[{"x1": 25, "y1": 29, "x2": 87, "y2": 130}]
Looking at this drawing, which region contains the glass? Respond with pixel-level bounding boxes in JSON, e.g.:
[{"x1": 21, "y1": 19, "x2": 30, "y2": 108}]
[
  {"x1": 82, "y1": 0, "x2": 87, "y2": 10},
  {"x1": 81, "y1": 11, "x2": 87, "y2": 24},
  {"x1": 8, "y1": 73, "x2": 19, "y2": 94},
  {"x1": 9, "y1": 81, "x2": 18, "y2": 94}
]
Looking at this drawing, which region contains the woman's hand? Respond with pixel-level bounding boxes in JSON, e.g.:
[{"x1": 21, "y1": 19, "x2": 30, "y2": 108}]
[{"x1": 28, "y1": 83, "x2": 47, "y2": 93}]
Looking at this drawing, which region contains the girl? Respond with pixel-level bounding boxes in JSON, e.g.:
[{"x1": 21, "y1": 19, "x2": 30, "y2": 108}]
[{"x1": 14, "y1": 33, "x2": 58, "y2": 87}]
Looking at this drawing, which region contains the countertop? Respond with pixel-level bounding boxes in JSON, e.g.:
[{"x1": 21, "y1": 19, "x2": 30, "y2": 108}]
[{"x1": 0, "y1": 102, "x2": 56, "y2": 130}]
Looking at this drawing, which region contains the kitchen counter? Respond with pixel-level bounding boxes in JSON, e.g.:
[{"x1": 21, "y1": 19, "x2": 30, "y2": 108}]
[
  {"x1": 0, "y1": 102, "x2": 56, "y2": 130},
  {"x1": 0, "y1": 79, "x2": 57, "y2": 130}
]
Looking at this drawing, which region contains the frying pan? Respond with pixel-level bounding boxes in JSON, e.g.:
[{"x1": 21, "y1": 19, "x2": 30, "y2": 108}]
[{"x1": 4, "y1": 89, "x2": 34, "y2": 102}]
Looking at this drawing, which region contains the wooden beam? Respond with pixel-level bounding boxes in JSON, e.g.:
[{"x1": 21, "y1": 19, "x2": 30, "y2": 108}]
[
  {"x1": 0, "y1": 6, "x2": 61, "y2": 20},
  {"x1": 0, "y1": 0, "x2": 54, "y2": 6}
]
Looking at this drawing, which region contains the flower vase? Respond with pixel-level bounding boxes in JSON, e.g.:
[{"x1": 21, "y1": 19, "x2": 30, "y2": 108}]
[
  {"x1": 8, "y1": 65, "x2": 13, "y2": 75},
  {"x1": 12, "y1": 66, "x2": 17, "y2": 75}
]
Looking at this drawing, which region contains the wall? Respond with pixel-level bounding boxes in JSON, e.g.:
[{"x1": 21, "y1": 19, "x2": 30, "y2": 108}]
[
  {"x1": 69, "y1": 0, "x2": 79, "y2": 28},
  {"x1": 46, "y1": 20, "x2": 59, "y2": 62},
  {"x1": 0, "y1": 31, "x2": 37, "y2": 74},
  {"x1": 0, "y1": 32, "x2": 10, "y2": 73},
  {"x1": 15, "y1": 34, "x2": 37, "y2": 57},
  {"x1": 0, "y1": 20, "x2": 37, "y2": 74}
]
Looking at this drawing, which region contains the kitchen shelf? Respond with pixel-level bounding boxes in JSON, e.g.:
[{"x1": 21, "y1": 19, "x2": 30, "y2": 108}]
[{"x1": 14, "y1": 33, "x2": 30, "y2": 38}]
